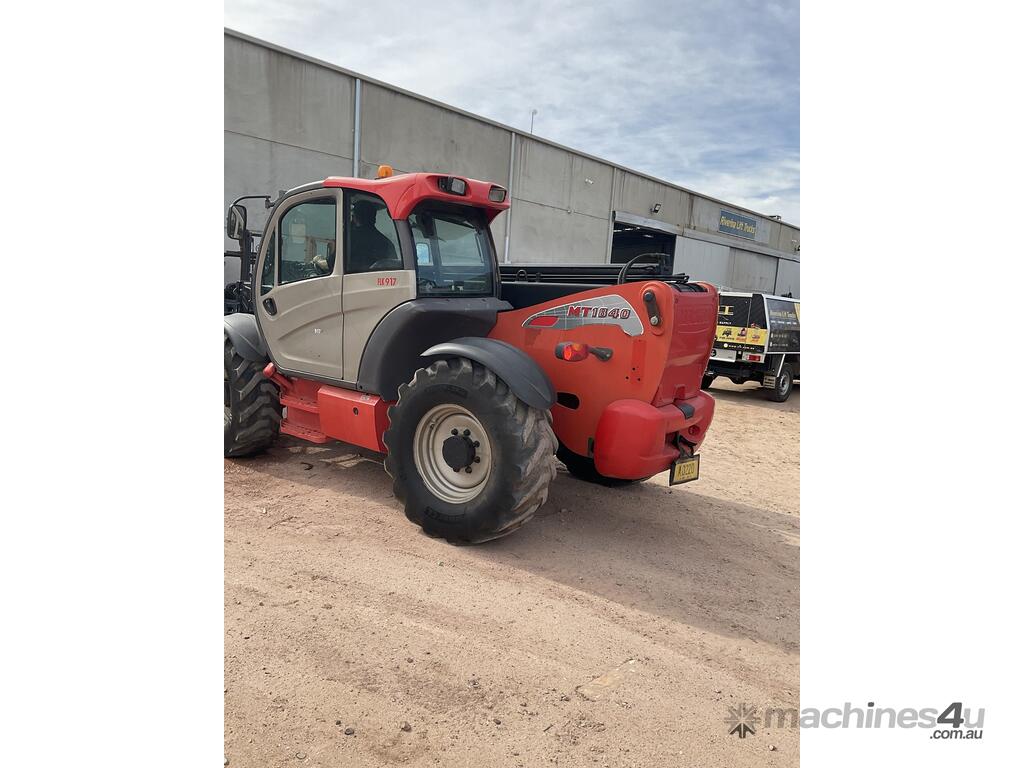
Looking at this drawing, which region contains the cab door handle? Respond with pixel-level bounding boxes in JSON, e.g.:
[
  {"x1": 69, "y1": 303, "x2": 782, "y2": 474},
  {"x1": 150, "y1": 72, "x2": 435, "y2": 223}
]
[{"x1": 263, "y1": 297, "x2": 277, "y2": 316}]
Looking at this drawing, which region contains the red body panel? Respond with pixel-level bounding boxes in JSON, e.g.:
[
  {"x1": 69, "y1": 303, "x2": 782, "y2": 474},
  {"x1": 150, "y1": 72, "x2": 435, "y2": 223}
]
[
  {"x1": 268, "y1": 366, "x2": 392, "y2": 453},
  {"x1": 593, "y1": 396, "x2": 713, "y2": 478},
  {"x1": 488, "y1": 281, "x2": 718, "y2": 479},
  {"x1": 317, "y1": 387, "x2": 391, "y2": 453}
]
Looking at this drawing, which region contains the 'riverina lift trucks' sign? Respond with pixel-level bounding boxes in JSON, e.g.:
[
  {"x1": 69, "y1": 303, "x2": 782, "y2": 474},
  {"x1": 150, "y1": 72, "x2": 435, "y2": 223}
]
[{"x1": 718, "y1": 210, "x2": 757, "y2": 239}]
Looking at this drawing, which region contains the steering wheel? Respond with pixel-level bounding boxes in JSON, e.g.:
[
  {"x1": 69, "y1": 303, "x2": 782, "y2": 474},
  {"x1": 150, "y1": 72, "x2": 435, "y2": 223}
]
[
  {"x1": 311, "y1": 255, "x2": 331, "y2": 275},
  {"x1": 616, "y1": 252, "x2": 667, "y2": 284}
]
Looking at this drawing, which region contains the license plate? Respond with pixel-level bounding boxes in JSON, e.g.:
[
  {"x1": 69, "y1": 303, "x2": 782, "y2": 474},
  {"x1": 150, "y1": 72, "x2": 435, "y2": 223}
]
[
  {"x1": 669, "y1": 454, "x2": 700, "y2": 485},
  {"x1": 710, "y1": 349, "x2": 737, "y2": 362}
]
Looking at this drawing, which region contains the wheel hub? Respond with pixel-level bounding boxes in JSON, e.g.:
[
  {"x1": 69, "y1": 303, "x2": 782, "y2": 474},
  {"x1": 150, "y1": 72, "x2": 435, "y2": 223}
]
[
  {"x1": 442, "y1": 432, "x2": 477, "y2": 471},
  {"x1": 413, "y1": 405, "x2": 492, "y2": 503}
]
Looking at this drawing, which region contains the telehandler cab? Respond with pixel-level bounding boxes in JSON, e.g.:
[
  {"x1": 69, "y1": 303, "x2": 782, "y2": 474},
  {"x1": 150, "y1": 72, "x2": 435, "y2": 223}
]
[{"x1": 224, "y1": 168, "x2": 718, "y2": 543}]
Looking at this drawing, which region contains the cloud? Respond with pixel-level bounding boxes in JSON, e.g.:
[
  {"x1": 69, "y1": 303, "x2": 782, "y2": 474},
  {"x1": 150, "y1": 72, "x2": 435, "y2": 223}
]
[{"x1": 225, "y1": 0, "x2": 800, "y2": 223}]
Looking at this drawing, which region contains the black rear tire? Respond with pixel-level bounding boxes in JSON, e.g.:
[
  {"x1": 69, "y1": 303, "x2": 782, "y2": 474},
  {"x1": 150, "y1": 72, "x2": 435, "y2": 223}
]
[
  {"x1": 383, "y1": 358, "x2": 557, "y2": 544},
  {"x1": 556, "y1": 445, "x2": 647, "y2": 487},
  {"x1": 701, "y1": 373, "x2": 716, "y2": 390},
  {"x1": 766, "y1": 362, "x2": 794, "y2": 402},
  {"x1": 224, "y1": 337, "x2": 281, "y2": 457}
]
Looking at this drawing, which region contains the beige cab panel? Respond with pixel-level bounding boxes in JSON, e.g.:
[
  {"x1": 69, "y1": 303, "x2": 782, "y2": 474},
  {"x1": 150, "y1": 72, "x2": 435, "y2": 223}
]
[
  {"x1": 342, "y1": 270, "x2": 416, "y2": 381},
  {"x1": 255, "y1": 189, "x2": 345, "y2": 380},
  {"x1": 261, "y1": 275, "x2": 344, "y2": 378}
]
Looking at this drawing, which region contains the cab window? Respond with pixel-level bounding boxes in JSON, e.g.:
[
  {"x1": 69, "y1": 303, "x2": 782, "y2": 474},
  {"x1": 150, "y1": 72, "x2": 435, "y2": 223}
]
[
  {"x1": 259, "y1": 232, "x2": 275, "y2": 295},
  {"x1": 278, "y1": 198, "x2": 336, "y2": 285},
  {"x1": 409, "y1": 204, "x2": 493, "y2": 296},
  {"x1": 345, "y1": 192, "x2": 402, "y2": 274}
]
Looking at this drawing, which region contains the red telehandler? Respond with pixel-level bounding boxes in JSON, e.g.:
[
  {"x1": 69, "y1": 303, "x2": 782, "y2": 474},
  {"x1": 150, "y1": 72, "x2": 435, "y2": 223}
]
[{"x1": 224, "y1": 168, "x2": 717, "y2": 542}]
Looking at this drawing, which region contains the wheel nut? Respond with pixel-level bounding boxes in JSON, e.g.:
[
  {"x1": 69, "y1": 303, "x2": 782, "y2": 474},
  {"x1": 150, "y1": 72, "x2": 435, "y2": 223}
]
[
  {"x1": 465, "y1": 467, "x2": 472, "y2": 474},
  {"x1": 463, "y1": 429, "x2": 471, "y2": 437},
  {"x1": 473, "y1": 457, "x2": 481, "y2": 463},
  {"x1": 473, "y1": 441, "x2": 479, "y2": 447},
  {"x1": 451, "y1": 429, "x2": 459, "y2": 436}
]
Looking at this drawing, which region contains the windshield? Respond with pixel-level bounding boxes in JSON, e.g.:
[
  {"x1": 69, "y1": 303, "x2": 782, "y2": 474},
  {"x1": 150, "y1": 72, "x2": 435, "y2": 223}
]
[{"x1": 408, "y1": 205, "x2": 494, "y2": 296}]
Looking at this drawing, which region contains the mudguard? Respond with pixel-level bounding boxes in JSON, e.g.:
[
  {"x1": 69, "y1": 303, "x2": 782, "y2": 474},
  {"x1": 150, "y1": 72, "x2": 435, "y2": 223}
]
[
  {"x1": 421, "y1": 337, "x2": 555, "y2": 411},
  {"x1": 223, "y1": 313, "x2": 268, "y2": 362}
]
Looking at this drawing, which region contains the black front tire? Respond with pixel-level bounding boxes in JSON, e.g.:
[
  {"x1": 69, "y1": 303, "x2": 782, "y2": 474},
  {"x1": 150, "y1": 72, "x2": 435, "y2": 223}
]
[
  {"x1": 383, "y1": 358, "x2": 557, "y2": 544},
  {"x1": 224, "y1": 337, "x2": 281, "y2": 457},
  {"x1": 766, "y1": 362, "x2": 794, "y2": 402}
]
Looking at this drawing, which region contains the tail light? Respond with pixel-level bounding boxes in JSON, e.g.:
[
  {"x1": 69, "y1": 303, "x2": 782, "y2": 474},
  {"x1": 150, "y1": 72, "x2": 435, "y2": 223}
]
[
  {"x1": 554, "y1": 342, "x2": 613, "y2": 362},
  {"x1": 555, "y1": 342, "x2": 589, "y2": 362}
]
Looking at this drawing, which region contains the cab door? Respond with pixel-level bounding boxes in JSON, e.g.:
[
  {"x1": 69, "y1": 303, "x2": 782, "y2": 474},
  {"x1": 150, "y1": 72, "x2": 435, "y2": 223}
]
[{"x1": 255, "y1": 189, "x2": 345, "y2": 381}]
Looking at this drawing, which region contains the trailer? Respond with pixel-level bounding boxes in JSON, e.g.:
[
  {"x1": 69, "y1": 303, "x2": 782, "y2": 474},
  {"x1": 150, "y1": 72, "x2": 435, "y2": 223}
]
[{"x1": 701, "y1": 291, "x2": 800, "y2": 402}]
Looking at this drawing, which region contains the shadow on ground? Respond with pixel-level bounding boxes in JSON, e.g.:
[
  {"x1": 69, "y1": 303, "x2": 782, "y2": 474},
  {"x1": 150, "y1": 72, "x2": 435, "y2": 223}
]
[
  {"x1": 702, "y1": 380, "x2": 801, "y2": 413},
  {"x1": 231, "y1": 432, "x2": 800, "y2": 655}
]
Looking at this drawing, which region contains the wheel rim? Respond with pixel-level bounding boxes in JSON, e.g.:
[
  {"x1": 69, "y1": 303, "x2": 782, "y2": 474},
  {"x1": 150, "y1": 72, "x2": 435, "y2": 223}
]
[
  {"x1": 413, "y1": 404, "x2": 492, "y2": 503},
  {"x1": 779, "y1": 371, "x2": 791, "y2": 397}
]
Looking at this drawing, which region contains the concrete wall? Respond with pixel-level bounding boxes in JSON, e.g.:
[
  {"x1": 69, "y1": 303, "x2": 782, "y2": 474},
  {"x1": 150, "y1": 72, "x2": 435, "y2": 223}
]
[{"x1": 224, "y1": 30, "x2": 800, "y2": 296}]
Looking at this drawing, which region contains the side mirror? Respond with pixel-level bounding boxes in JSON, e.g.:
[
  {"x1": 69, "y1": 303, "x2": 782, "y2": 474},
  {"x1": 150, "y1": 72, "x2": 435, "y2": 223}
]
[{"x1": 226, "y1": 204, "x2": 247, "y2": 241}]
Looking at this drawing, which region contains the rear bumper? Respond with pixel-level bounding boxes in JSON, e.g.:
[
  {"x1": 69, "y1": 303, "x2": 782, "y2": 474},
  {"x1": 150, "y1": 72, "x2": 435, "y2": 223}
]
[{"x1": 592, "y1": 392, "x2": 715, "y2": 480}]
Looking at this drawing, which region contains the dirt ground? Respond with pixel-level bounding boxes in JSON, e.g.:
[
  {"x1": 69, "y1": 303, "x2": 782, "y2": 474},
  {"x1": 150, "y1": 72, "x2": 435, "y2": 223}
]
[{"x1": 225, "y1": 380, "x2": 799, "y2": 767}]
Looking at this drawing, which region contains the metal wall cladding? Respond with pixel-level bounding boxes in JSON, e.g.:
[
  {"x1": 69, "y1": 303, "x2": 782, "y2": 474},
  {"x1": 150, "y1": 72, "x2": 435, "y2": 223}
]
[
  {"x1": 360, "y1": 83, "x2": 511, "y2": 184},
  {"x1": 777, "y1": 223, "x2": 800, "y2": 253},
  {"x1": 224, "y1": 133, "x2": 355, "y2": 250},
  {"x1": 728, "y1": 248, "x2": 779, "y2": 293},
  {"x1": 513, "y1": 136, "x2": 614, "y2": 219},
  {"x1": 774, "y1": 259, "x2": 801, "y2": 298},
  {"x1": 612, "y1": 171, "x2": 690, "y2": 227},
  {"x1": 509, "y1": 199, "x2": 610, "y2": 264},
  {"x1": 225, "y1": 35, "x2": 355, "y2": 159}
]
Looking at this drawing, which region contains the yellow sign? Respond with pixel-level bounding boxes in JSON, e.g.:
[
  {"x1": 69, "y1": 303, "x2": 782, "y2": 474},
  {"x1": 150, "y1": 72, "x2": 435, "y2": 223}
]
[{"x1": 715, "y1": 325, "x2": 767, "y2": 346}]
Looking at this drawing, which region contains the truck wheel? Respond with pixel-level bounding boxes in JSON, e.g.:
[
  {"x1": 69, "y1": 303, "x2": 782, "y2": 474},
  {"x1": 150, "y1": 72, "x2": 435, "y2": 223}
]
[
  {"x1": 383, "y1": 358, "x2": 557, "y2": 544},
  {"x1": 556, "y1": 445, "x2": 647, "y2": 487},
  {"x1": 766, "y1": 363, "x2": 794, "y2": 402},
  {"x1": 701, "y1": 373, "x2": 716, "y2": 390},
  {"x1": 224, "y1": 337, "x2": 281, "y2": 457}
]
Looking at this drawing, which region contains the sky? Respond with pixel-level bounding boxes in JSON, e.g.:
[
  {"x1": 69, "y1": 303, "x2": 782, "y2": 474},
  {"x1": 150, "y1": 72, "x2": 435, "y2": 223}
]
[{"x1": 224, "y1": 0, "x2": 800, "y2": 224}]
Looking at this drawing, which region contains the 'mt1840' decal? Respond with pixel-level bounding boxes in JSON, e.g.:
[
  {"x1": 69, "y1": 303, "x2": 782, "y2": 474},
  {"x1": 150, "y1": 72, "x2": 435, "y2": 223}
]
[{"x1": 523, "y1": 295, "x2": 644, "y2": 336}]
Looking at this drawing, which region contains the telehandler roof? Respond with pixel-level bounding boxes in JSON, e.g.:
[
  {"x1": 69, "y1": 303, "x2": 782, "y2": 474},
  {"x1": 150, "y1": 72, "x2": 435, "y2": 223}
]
[{"x1": 305, "y1": 172, "x2": 511, "y2": 222}]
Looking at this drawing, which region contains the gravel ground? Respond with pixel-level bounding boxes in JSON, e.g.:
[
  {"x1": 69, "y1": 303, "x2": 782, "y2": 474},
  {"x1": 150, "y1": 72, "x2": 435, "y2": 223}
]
[{"x1": 225, "y1": 380, "x2": 799, "y2": 767}]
